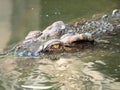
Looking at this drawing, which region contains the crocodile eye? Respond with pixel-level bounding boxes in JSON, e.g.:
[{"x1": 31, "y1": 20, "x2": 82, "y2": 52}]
[{"x1": 52, "y1": 44, "x2": 60, "y2": 49}]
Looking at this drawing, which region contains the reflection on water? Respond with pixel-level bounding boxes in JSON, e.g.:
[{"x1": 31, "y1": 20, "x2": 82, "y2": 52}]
[
  {"x1": 0, "y1": 0, "x2": 11, "y2": 52},
  {"x1": 0, "y1": 0, "x2": 120, "y2": 90},
  {"x1": 0, "y1": 47, "x2": 120, "y2": 90},
  {"x1": 9, "y1": 0, "x2": 41, "y2": 45}
]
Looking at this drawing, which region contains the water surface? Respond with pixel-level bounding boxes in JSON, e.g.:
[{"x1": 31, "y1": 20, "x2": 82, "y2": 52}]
[{"x1": 0, "y1": 0, "x2": 120, "y2": 90}]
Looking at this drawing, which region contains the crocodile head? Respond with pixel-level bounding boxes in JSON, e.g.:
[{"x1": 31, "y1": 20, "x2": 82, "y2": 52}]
[
  {"x1": 37, "y1": 33, "x2": 94, "y2": 53},
  {"x1": 37, "y1": 39, "x2": 64, "y2": 53}
]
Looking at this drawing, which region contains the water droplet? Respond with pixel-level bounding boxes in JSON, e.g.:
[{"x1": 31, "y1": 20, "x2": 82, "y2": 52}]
[
  {"x1": 46, "y1": 15, "x2": 49, "y2": 17},
  {"x1": 31, "y1": 8, "x2": 34, "y2": 10}
]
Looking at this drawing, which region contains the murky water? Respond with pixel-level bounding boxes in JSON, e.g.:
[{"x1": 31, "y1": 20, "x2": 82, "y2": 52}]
[{"x1": 0, "y1": 0, "x2": 120, "y2": 90}]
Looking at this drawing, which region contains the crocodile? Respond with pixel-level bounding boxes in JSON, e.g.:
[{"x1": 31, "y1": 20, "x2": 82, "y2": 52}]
[{"x1": 1, "y1": 9, "x2": 120, "y2": 57}]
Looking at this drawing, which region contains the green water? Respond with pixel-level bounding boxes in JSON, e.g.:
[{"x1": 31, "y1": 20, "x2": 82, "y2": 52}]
[{"x1": 0, "y1": 0, "x2": 120, "y2": 90}]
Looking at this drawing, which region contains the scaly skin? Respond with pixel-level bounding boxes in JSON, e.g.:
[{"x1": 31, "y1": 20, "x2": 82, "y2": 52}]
[{"x1": 1, "y1": 9, "x2": 120, "y2": 57}]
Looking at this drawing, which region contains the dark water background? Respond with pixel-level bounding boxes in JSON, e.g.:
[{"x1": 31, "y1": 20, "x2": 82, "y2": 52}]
[{"x1": 0, "y1": 0, "x2": 120, "y2": 90}]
